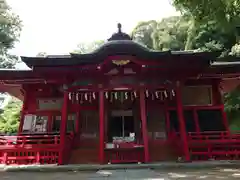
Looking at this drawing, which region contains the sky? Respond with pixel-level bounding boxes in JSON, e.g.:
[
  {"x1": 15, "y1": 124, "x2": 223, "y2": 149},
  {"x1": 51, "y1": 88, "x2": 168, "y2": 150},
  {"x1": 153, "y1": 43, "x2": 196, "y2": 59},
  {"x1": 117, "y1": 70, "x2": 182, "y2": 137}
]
[{"x1": 7, "y1": 0, "x2": 178, "y2": 68}]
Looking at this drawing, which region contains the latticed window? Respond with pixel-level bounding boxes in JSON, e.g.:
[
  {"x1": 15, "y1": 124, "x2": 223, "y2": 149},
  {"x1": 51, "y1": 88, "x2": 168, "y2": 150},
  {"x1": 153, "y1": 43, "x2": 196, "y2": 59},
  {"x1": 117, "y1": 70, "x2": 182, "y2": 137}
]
[
  {"x1": 146, "y1": 109, "x2": 166, "y2": 140},
  {"x1": 80, "y1": 110, "x2": 99, "y2": 138},
  {"x1": 52, "y1": 114, "x2": 76, "y2": 132},
  {"x1": 22, "y1": 114, "x2": 48, "y2": 133}
]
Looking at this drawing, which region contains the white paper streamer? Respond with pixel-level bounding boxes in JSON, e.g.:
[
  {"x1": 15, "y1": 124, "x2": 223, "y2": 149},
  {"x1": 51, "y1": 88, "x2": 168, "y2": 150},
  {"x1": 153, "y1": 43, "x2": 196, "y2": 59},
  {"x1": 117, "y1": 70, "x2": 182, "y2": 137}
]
[
  {"x1": 76, "y1": 93, "x2": 79, "y2": 101},
  {"x1": 105, "y1": 92, "x2": 109, "y2": 99},
  {"x1": 84, "y1": 93, "x2": 88, "y2": 101},
  {"x1": 164, "y1": 90, "x2": 168, "y2": 98},
  {"x1": 125, "y1": 92, "x2": 128, "y2": 99},
  {"x1": 134, "y1": 91, "x2": 137, "y2": 98},
  {"x1": 146, "y1": 90, "x2": 149, "y2": 98}
]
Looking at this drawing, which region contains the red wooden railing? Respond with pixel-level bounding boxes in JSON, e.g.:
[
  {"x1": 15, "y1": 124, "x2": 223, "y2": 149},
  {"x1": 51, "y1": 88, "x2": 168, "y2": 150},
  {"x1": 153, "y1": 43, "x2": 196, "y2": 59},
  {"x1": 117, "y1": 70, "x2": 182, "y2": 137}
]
[
  {"x1": 0, "y1": 134, "x2": 74, "y2": 165},
  {"x1": 105, "y1": 142, "x2": 145, "y2": 163},
  {"x1": 105, "y1": 148, "x2": 144, "y2": 163},
  {"x1": 187, "y1": 131, "x2": 240, "y2": 160}
]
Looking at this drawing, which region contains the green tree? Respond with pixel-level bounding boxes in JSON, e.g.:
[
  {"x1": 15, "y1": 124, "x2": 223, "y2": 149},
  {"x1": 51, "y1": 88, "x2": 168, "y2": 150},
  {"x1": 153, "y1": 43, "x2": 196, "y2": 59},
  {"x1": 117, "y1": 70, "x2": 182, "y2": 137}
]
[
  {"x1": 0, "y1": 98, "x2": 22, "y2": 134},
  {"x1": 132, "y1": 17, "x2": 189, "y2": 51},
  {"x1": 132, "y1": 20, "x2": 158, "y2": 49},
  {"x1": 36, "y1": 52, "x2": 47, "y2": 57},
  {"x1": 172, "y1": 0, "x2": 240, "y2": 53},
  {"x1": 0, "y1": 1, "x2": 22, "y2": 68},
  {"x1": 73, "y1": 40, "x2": 105, "y2": 54}
]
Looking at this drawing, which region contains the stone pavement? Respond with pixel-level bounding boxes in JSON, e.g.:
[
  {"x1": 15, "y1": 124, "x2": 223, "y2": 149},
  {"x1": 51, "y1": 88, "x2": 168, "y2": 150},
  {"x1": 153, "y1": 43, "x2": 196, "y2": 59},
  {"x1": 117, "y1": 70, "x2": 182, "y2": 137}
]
[
  {"x1": 1, "y1": 168, "x2": 240, "y2": 179},
  {"x1": 2, "y1": 160, "x2": 240, "y2": 172}
]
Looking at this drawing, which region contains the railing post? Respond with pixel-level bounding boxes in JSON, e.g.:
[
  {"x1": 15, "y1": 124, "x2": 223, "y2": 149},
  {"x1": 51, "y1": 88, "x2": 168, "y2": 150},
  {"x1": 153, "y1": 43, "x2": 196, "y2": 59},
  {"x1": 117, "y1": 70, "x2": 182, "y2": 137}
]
[
  {"x1": 3, "y1": 152, "x2": 7, "y2": 164},
  {"x1": 59, "y1": 91, "x2": 68, "y2": 165},
  {"x1": 139, "y1": 89, "x2": 149, "y2": 162},
  {"x1": 176, "y1": 81, "x2": 190, "y2": 161},
  {"x1": 36, "y1": 151, "x2": 40, "y2": 164},
  {"x1": 54, "y1": 135, "x2": 58, "y2": 145},
  {"x1": 221, "y1": 104, "x2": 230, "y2": 134}
]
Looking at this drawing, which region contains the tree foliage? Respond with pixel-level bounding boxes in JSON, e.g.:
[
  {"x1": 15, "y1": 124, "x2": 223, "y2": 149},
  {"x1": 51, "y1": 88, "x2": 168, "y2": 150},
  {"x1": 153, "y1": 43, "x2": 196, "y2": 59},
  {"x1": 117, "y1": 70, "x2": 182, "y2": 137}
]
[
  {"x1": 132, "y1": 16, "x2": 238, "y2": 54},
  {"x1": 73, "y1": 40, "x2": 105, "y2": 54},
  {"x1": 0, "y1": 98, "x2": 22, "y2": 134},
  {"x1": 172, "y1": 0, "x2": 240, "y2": 54},
  {"x1": 0, "y1": 1, "x2": 22, "y2": 68},
  {"x1": 36, "y1": 52, "x2": 47, "y2": 57}
]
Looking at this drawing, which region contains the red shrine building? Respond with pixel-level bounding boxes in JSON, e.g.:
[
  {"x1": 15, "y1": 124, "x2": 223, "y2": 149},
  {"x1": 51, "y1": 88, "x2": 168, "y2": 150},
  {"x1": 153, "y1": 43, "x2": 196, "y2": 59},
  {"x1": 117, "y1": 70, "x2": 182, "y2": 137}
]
[{"x1": 0, "y1": 24, "x2": 240, "y2": 165}]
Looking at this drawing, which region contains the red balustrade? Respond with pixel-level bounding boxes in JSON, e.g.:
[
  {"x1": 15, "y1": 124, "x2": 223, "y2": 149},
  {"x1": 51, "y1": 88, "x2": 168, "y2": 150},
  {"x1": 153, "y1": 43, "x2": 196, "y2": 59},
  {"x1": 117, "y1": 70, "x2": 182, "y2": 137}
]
[
  {"x1": 0, "y1": 134, "x2": 73, "y2": 165},
  {"x1": 105, "y1": 147, "x2": 144, "y2": 163},
  {"x1": 187, "y1": 131, "x2": 240, "y2": 161}
]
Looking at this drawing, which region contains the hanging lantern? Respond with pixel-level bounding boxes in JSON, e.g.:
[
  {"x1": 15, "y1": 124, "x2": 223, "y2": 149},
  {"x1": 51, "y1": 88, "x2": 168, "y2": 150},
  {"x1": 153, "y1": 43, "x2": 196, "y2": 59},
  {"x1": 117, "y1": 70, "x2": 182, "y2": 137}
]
[
  {"x1": 171, "y1": 89, "x2": 175, "y2": 97},
  {"x1": 155, "y1": 91, "x2": 159, "y2": 99},
  {"x1": 68, "y1": 92, "x2": 72, "y2": 100},
  {"x1": 93, "y1": 92, "x2": 96, "y2": 99},
  {"x1": 114, "y1": 92, "x2": 118, "y2": 100},
  {"x1": 125, "y1": 92, "x2": 128, "y2": 100},
  {"x1": 76, "y1": 93, "x2": 79, "y2": 101},
  {"x1": 105, "y1": 92, "x2": 109, "y2": 99},
  {"x1": 145, "y1": 90, "x2": 149, "y2": 98},
  {"x1": 164, "y1": 90, "x2": 168, "y2": 98}
]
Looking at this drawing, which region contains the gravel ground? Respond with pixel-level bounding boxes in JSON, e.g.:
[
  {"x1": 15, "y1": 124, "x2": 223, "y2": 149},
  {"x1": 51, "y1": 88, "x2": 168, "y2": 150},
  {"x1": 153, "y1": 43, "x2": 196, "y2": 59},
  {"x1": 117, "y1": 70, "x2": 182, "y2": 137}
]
[{"x1": 0, "y1": 168, "x2": 240, "y2": 179}]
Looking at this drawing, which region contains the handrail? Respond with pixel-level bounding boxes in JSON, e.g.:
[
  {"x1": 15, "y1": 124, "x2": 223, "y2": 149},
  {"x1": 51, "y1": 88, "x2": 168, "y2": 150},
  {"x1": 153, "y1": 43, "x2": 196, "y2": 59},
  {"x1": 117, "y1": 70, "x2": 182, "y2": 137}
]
[
  {"x1": 187, "y1": 131, "x2": 240, "y2": 141},
  {"x1": 0, "y1": 134, "x2": 61, "y2": 146}
]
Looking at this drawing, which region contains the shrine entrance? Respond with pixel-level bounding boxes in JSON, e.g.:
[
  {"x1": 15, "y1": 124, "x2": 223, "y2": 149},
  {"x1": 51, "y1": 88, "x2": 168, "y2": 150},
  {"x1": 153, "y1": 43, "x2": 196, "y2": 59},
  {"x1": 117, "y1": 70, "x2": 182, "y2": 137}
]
[
  {"x1": 108, "y1": 110, "x2": 135, "y2": 143},
  {"x1": 104, "y1": 90, "x2": 145, "y2": 163}
]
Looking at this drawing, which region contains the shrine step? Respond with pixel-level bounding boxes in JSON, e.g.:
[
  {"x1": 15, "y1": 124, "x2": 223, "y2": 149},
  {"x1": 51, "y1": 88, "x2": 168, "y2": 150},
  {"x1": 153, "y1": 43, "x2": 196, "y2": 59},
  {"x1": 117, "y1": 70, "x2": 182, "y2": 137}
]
[
  {"x1": 148, "y1": 141, "x2": 180, "y2": 161},
  {"x1": 69, "y1": 148, "x2": 99, "y2": 164}
]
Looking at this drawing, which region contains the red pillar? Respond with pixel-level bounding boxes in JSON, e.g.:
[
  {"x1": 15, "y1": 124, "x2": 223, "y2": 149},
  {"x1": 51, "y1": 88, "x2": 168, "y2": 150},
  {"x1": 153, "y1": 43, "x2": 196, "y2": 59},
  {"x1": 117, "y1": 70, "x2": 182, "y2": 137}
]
[
  {"x1": 221, "y1": 104, "x2": 230, "y2": 134},
  {"x1": 176, "y1": 82, "x2": 190, "y2": 161},
  {"x1": 164, "y1": 103, "x2": 171, "y2": 137},
  {"x1": 139, "y1": 89, "x2": 149, "y2": 163},
  {"x1": 193, "y1": 109, "x2": 201, "y2": 134},
  {"x1": 99, "y1": 91, "x2": 105, "y2": 164},
  {"x1": 18, "y1": 90, "x2": 27, "y2": 134},
  {"x1": 75, "y1": 111, "x2": 80, "y2": 134},
  {"x1": 59, "y1": 91, "x2": 68, "y2": 165}
]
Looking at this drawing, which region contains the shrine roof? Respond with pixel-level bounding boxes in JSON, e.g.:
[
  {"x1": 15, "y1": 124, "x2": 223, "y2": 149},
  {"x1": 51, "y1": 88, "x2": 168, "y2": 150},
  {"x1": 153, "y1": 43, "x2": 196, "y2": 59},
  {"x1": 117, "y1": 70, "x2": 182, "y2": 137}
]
[
  {"x1": 207, "y1": 58, "x2": 240, "y2": 74},
  {"x1": 21, "y1": 24, "x2": 219, "y2": 68},
  {"x1": 21, "y1": 49, "x2": 219, "y2": 68}
]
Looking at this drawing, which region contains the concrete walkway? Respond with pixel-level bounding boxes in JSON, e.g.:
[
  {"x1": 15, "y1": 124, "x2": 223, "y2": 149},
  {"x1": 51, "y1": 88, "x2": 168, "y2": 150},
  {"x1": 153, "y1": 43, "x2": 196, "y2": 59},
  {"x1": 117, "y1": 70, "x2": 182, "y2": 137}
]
[
  {"x1": 1, "y1": 167, "x2": 240, "y2": 179},
  {"x1": 2, "y1": 160, "x2": 240, "y2": 172}
]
